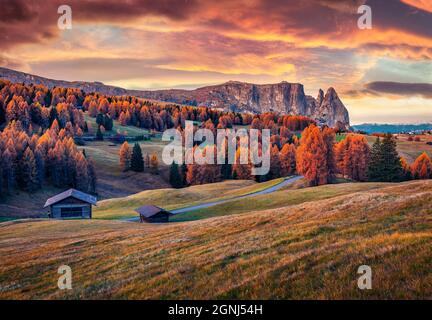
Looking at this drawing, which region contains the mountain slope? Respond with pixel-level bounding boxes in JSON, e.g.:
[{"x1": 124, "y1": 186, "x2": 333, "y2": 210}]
[
  {"x1": 0, "y1": 180, "x2": 431, "y2": 299},
  {"x1": 0, "y1": 67, "x2": 349, "y2": 128}
]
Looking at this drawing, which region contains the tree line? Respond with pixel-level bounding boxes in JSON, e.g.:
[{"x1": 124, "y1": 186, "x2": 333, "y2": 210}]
[
  {"x1": 168, "y1": 124, "x2": 432, "y2": 188},
  {"x1": 0, "y1": 120, "x2": 96, "y2": 197}
]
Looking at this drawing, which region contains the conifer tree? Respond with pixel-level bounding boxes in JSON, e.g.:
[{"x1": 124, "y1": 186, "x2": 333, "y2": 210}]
[
  {"x1": 368, "y1": 134, "x2": 402, "y2": 182},
  {"x1": 169, "y1": 162, "x2": 183, "y2": 188},
  {"x1": 87, "y1": 158, "x2": 97, "y2": 193},
  {"x1": 119, "y1": 142, "x2": 132, "y2": 171},
  {"x1": 279, "y1": 143, "x2": 296, "y2": 176},
  {"x1": 150, "y1": 152, "x2": 159, "y2": 174},
  {"x1": 296, "y1": 124, "x2": 333, "y2": 186},
  {"x1": 20, "y1": 147, "x2": 38, "y2": 191},
  {"x1": 75, "y1": 153, "x2": 89, "y2": 192},
  {"x1": 400, "y1": 157, "x2": 412, "y2": 181},
  {"x1": 96, "y1": 125, "x2": 104, "y2": 141},
  {"x1": 180, "y1": 163, "x2": 188, "y2": 186},
  {"x1": 411, "y1": 152, "x2": 432, "y2": 179},
  {"x1": 380, "y1": 134, "x2": 403, "y2": 182},
  {"x1": 367, "y1": 137, "x2": 383, "y2": 181},
  {"x1": 130, "y1": 143, "x2": 144, "y2": 172}
]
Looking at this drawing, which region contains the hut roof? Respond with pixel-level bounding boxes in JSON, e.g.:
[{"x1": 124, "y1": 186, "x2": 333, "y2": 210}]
[
  {"x1": 44, "y1": 189, "x2": 97, "y2": 208},
  {"x1": 134, "y1": 205, "x2": 171, "y2": 218}
]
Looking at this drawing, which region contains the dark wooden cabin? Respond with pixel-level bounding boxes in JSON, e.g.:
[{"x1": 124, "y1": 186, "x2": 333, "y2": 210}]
[
  {"x1": 44, "y1": 189, "x2": 97, "y2": 219},
  {"x1": 135, "y1": 205, "x2": 172, "y2": 223}
]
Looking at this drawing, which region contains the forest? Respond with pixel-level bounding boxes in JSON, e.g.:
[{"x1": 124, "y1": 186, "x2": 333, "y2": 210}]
[{"x1": 0, "y1": 79, "x2": 431, "y2": 199}]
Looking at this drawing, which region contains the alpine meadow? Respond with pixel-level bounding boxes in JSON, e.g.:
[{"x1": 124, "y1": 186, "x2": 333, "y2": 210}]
[{"x1": 0, "y1": 0, "x2": 432, "y2": 307}]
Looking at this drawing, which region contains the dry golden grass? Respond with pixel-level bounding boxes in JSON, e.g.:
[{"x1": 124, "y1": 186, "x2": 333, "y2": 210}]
[{"x1": 0, "y1": 180, "x2": 431, "y2": 299}]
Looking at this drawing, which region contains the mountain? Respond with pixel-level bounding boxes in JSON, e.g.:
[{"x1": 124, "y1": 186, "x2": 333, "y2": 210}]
[
  {"x1": 0, "y1": 67, "x2": 350, "y2": 128},
  {"x1": 138, "y1": 81, "x2": 350, "y2": 128},
  {"x1": 352, "y1": 123, "x2": 432, "y2": 134}
]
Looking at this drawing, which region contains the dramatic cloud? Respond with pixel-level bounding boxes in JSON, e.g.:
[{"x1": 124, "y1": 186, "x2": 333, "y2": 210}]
[
  {"x1": 345, "y1": 81, "x2": 432, "y2": 99},
  {"x1": 366, "y1": 81, "x2": 432, "y2": 98},
  {"x1": 1, "y1": 0, "x2": 432, "y2": 123}
]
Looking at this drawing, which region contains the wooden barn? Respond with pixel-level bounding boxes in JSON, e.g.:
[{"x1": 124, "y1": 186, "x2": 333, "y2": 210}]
[
  {"x1": 135, "y1": 205, "x2": 172, "y2": 223},
  {"x1": 44, "y1": 189, "x2": 97, "y2": 219}
]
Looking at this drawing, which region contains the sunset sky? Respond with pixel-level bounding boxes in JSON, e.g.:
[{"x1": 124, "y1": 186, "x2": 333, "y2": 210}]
[{"x1": 1, "y1": 0, "x2": 431, "y2": 124}]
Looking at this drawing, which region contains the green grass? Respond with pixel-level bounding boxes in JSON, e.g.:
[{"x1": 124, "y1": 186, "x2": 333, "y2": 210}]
[
  {"x1": 171, "y1": 181, "x2": 392, "y2": 222},
  {"x1": 84, "y1": 114, "x2": 153, "y2": 137},
  {"x1": 94, "y1": 179, "x2": 284, "y2": 220},
  {"x1": 0, "y1": 217, "x2": 19, "y2": 222}
]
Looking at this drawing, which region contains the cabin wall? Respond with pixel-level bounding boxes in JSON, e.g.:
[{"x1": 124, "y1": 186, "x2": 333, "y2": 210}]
[
  {"x1": 142, "y1": 212, "x2": 170, "y2": 223},
  {"x1": 51, "y1": 203, "x2": 92, "y2": 219}
]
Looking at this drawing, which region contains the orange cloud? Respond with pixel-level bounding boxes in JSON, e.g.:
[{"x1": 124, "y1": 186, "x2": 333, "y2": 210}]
[{"x1": 401, "y1": 0, "x2": 432, "y2": 12}]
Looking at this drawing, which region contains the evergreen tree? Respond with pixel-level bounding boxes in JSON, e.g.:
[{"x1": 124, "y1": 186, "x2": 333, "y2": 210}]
[
  {"x1": 180, "y1": 163, "x2": 188, "y2": 187},
  {"x1": 103, "y1": 115, "x2": 113, "y2": 131},
  {"x1": 221, "y1": 163, "x2": 232, "y2": 180},
  {"x1": 368, "y1": 137, "x2": 383, "y2": 181},
  {"x1": 96, "y1": 125, "x2": 104, "y2": 140},
  {"x1": 381, "y1": 134, "x2": 403, "y2": 181},
  {"x1": 169, "y1": 162, "x2": 183, "y2": 188},
  {"x1": 368, "y1": 135, "x2": 402, "y2": 182},
  {"x1": 130, "y1": 143, "x2": 144, "y2": 172},
  {"x1": 96, "y1": 113, "x2": 105, "y2": 127}
]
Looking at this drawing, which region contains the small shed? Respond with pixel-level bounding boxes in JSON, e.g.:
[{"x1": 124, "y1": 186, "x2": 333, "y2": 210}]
[
  {"x1": 135, "y1": 205, "x2": 172, "y2": 223},
  {"x1": 44, "y1": 189, "x2": 97, "y2": 219}
]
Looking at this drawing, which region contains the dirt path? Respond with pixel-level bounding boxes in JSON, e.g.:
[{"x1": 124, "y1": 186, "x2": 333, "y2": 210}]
[{"x1": 125, "y1": 175, "x2": 303, "y2": 222}]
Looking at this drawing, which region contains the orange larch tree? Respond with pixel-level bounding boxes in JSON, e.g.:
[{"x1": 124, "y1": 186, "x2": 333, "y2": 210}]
[{"x1": 411, "y1": 152, "x2": 432, "y2": 179}]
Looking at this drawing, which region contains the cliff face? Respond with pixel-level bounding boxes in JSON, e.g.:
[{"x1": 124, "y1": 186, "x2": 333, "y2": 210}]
[
  {"x1": 0, "y1": 67, "x2": 350, "y2": 128},
  {"x1": 140, "y1": 81, "x2": 350, "y2": 128}
]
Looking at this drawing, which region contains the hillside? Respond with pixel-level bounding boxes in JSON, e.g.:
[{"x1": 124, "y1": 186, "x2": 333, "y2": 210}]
[
  {"x1": 0, "y1": 67, "x2": 349, "y2": 128},
  {"x1": 0, "y1": 180, "x2": 431, "y2": 299}
]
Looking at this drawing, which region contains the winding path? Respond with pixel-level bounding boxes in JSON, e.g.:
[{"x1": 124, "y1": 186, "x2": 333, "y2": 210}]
[{"x1": 125, "y1": 175, "x2": 303, "y2": 222}]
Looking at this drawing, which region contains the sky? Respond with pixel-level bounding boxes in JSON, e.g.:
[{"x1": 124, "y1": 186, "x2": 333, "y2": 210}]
[{"x1": 1, "y1": 0, "x2": 431, "y2": 124}]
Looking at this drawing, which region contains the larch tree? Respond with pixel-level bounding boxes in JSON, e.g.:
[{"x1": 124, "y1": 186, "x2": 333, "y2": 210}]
[
  {"x1": 411, "y1": 152, "x2": 432, "y2": 179},
  {"x1": 279, "y1": 143, "x2": 296, "y2": 176},
  {"x1": 296, "y1": 124, "x2": 332, "y2": 186},
  {"x1": 119, "y1": 142, "x2": 132, "y2": 171},
  {"x1": 20, "y1": 147, "x2": 38, "y2": 191},
  {"x1": 150, "y1": 152, "x2": 159, "y2": 174},
  {"x1": 400, "y1": 157, "x2": 412, "y2": 181},
  {"x1": 335, "y1": 134, "x2": 370, "y2": 181},
  {"x1": 268, "y1": 144, "x2": 281, "y2": 179},
  {"x1": 232, "y1": 147, "x2": 253, "y2": 180}
]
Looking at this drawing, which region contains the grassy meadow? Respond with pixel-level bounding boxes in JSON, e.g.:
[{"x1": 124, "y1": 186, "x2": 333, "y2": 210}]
[
  {"x1": 1, "y1": 180, "x2": 431, "y2": 299},
  {"x1": 94, "y1": 178, "x2": 284, "y2": 220}
]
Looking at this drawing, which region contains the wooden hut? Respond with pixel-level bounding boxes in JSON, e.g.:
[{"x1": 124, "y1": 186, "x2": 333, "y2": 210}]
[
  {"x1": 135, "y1": 205, "x2": 172, "y2": 223},
  {"x1": 44, "y1": 189, "x2": 97, "y2": 219}
]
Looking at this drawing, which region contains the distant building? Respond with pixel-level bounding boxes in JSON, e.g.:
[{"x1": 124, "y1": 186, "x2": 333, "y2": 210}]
[
  {"x1": 44, "y1": 189, "x2": 97, "y2": 219},
  {"x1": 135, "y1": 205, "x2": 172, "y2": 223}
]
